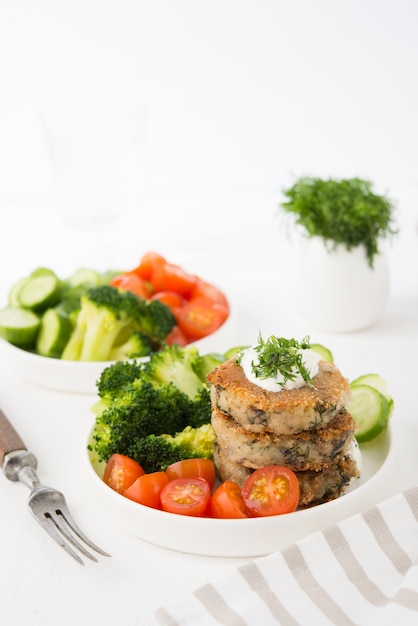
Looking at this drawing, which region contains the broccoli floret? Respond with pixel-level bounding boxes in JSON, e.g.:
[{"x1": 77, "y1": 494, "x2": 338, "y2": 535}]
[
  {"x1": 129, "y1": 424, "x2": 216, "y2": 473},
  {"x1": 142, "y1": 344, "x2": 206, "y2": 400},
  {"x1": 96, "y1": 359, "x2": 145, "y2": 399},
  {"x1": 91, "y1": 379, "x2": 192, "y2": 462},
  {"x1": 89, "y1": 344, "x2": 220, "y2": 467},
  {"x1": 109, "y1": 332, "x2": 152, "y2": 361},
  {"x1": 61, "y1": 285, "x2": 175, "y2": 361},
  {"x1": 187, "y1": 386, "x2": 212, "y2": 428},
  {"x1": 140, "y1": 344, "x2": 213, "y2": 426},
  {"x1": 135, "y1": 298, "x2": 176, "y2": 344}
]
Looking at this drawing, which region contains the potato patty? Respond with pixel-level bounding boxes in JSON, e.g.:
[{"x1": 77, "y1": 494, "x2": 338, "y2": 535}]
[
  {"x1": 211, "y1": 407, "x2": 356, "y2": 472},
  {"x1": 208, "y1": 358, "x2": 351, "y2": 435},
  {"x1": 213, "y1": 441, "x2": 360, "y2": 507}
]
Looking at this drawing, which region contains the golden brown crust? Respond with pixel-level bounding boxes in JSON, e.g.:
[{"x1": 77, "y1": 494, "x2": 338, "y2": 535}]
[
  {"x1": 211, "y1": 407, "x2": 356, "y2": 471},
  {"x1": 213, "y1": 443, "x2": 360, "y2": 508},
  {"x1": 207, "y1": 358, "x2": 351, "y2": 435}
]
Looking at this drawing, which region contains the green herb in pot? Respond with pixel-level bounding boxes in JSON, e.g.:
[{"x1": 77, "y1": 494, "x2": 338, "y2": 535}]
[{"x1": 279, "y1": 177, "x2": 397, "y2": 267}]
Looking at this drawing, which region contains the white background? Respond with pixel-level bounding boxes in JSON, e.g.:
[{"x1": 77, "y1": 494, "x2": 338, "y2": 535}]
[
  {"x1": 0, "y1": 0, "x2": 417, "y2": 305},
  {"x1": 0, "y1": 4, "x2": 418, "y2": 624}
]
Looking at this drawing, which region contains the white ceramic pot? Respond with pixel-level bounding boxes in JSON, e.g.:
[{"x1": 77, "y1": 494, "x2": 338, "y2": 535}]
[{"x1": 291, "y1": 237, "x2": 390, "y2": 333}]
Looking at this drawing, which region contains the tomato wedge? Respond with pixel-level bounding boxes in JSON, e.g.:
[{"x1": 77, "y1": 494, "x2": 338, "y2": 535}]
[
  {"x1": 209, "y1": 480, "x2": 248, "y2": 519},
  {"x1": 110, "y1": 273, "x2": 153, "y2": 299},
  {"x1": 241, "y1": 466, "x2": 300, "y2": 517},
  {"x1": 123, "y1": 471, "x2": 169, "y2": 509},
  {"x1": 176, "y1": 297, "x2": 229, "y2": 340},
  {"x1": 103, "y1": 454, "x2": 145, "y2": 494},
  {"x1": 160, "y1": 477, "x2": 210, "y2": 516},
  {"x1": 165, "y1": 458, "x2": 216, "y2": 489}
]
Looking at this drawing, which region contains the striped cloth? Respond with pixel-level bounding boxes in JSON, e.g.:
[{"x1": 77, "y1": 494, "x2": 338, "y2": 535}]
[{"x1": 155, "y1": 485, "x2": 418, "y2": 626}]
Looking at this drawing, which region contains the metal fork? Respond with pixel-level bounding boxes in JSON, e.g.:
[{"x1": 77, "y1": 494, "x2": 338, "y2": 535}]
[{"x1": 0, "y1": 407, "x2": 110, "y2": 565}]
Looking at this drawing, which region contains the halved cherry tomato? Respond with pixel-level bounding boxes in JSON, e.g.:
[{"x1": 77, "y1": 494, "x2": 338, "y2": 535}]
[
  {"x1": 110, "y1": 273, "x2": 153, "y2": 299},
  {"x1": 176, "y1": 297, "x2": 229, "y2": 340},
  {"x1": 103, "y1": 454, "x2": 145, "y2": 494},
  {"x1": 241, "y1": 466, "x2": 300, "y2": 517},
  {"x1": 160, "y1": 477, "x2": 210, "y2": 516},
  {"x1": 209, "y1": 481, "x2": 248, "y2": 519},
  {"x1": 150, "y1": 290, "x2": 186, "y2": 313},
  {"x1": 165, "y1": 458, "x2": 216, "y2": 489},
  {"x1": 123, "y1": 471, "x2": 169, "y2": 509},
  {"x1": 132, "y1": 251, "x2": 167, "y2": 281},
  {"x1": 151, "y1": 263, "x2": 197, "y2": 297},
  {"x1": 164, "y1": 325, "x2": 189, "y2": 346},
  {"x1": 189, "y1": 279, "x2": 229, "y2": 310}
]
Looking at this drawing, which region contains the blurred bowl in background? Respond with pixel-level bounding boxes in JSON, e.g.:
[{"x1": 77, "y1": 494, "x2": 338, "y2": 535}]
[
  {"x1": 0, "y1": 308, "x2": 235, "y2": 394},
  {"x1": 0, "y1": 338, "x2": 126, "y2": 394}
]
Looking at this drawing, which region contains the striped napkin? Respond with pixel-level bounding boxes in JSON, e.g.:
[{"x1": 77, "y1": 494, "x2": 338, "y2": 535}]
[{"x1": 155, "y1": 485, "x2": 418, "y2": 626}]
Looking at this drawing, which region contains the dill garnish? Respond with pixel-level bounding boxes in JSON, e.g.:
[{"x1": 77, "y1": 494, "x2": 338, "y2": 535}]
[
  {"x1": 242, "y1": 335, "x2": 313, "y2": 388},
  {"x1": 279, "y1": 177, "x2": 397, "y2": 267}
]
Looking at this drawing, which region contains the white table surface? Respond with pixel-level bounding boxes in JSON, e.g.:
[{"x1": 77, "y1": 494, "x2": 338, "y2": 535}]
[{"x1": 0, "y1": 206, "x2": 417, "y2": 626}]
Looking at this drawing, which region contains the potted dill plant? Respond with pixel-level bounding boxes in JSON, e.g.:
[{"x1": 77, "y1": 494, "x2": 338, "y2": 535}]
[{"x1": 279, "y1": 176, "x2": 397, "y2": 332}]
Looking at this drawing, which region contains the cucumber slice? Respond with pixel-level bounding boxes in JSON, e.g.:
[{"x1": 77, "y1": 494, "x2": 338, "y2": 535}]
[
  {"x1": 36, "y1": 308, "x2": 73, "y2": 358},
  {"x1": 17, "y1": 275, "x2": 61, "y2": 311},
  {"x1": 223, "y1": 345, "x2": 250, "y2": 360},
  {"x1": 351, "y1": 373, "x2": 394, "y2": 416},
  {"x1": 310, "y1": 343, "x2": 334, "y2": 363},
  {"x1": 8, "y1": 277, "x2": 30, "y2": 307},
  {"x1": 347, "y1": 383, "x2": 390, "y2": 443},
  {"x1": 0, "y1": 306, "x2": 40, "y2": 348},
  {"x1": 67, "y1": 268, "x2": 102, "y2": 287},
  {"x1": 30, "y1": 267, "x2": 59, "y2": 278},
  {"x1": 195, "y1": 352, "x2": 225, "y2": 379}
]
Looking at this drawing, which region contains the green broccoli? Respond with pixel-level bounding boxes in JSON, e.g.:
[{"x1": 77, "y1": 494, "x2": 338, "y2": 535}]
[
  {"x1": 142, "y1": 344, "x2": 206, "y2": 399},
  {"x1": 127, "y1": 424, "x2": 216, "y2": 473},
  {"x1": 89, "y1": 344, "x2": 222, "y2": 467},
  {"x1": 140, "y1": 343, "x2": 213, "y2": 426},
  {"x1": 96, "y1": 359, "x2": 145, "y2": 399},
  {"x1": 90, "y1": 379, "x2": 192, "y2": 462},
  {"x1": 61, "y1": 285, "x2": 175, "y2": 361},
  {"x1": 109, "y1": 332, "x2": 152, "y2": 361}
]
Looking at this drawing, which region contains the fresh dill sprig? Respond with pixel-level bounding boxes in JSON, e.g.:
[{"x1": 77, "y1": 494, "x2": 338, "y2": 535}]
[
  {"x1": 244, "y1": 335, "x2": 312, "y2": 388},
  {"x1": 279, "y1": 177, "x2": 397, "y2": 268}
]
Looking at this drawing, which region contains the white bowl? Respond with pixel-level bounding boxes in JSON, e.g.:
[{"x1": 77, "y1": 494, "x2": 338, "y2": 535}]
[
  {"x1": 0, "y1": 310, "x2": 233, "y2": 394},
  {"x1": 0, "y1": 338, "x2": 128, "y2": 394},
  {"x1": 85, "y1": 424, "x2": 394, "y2": 557}
]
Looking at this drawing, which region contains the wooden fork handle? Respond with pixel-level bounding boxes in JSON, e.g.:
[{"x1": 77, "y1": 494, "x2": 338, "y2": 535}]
[{"x1": 0, "y1": 408, "x2": 27, "y2": 467}]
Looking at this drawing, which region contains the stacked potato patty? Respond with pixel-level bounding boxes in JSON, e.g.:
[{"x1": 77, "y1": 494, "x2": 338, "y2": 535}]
[{"x1": 207, "y1": 357, "x2": 360, "y2": 507}]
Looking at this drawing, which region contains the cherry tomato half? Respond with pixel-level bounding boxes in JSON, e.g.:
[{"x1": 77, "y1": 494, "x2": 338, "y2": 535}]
[
  {"x1": 150, "y1": 290, "x2": 186, "y2": 313},
  {"x1": 189, "y1": 279, "x2": 229, "y2": 310},
  {"x1": 165, "y1": 458, "x2": 216, "y2": 489},
  {"x1": 132, "y1": 251, "x2": 167, "y2": 281},
  {"x1": 241, "y1": 466, "x2": 300, "y2": 517},
  {"x1": 110, "y1": 273, "x2": 153, "y2": 299},
  {"x1": 151, "y1": 263, "x2": 197, "y2": 297},
  {"x1": 123, "y1": 471, "x2": 169, "y2": 509},
  {"x1": 176, "y1": 297, "x2": 229, "y2": 340},
  {"x1": 209, "y1": 480, "x2": 248, "y2": 519},
  {"x1": 103, "y1": 454, "x2": 145, "y2": 494},
  {"x1": 160, "y1": 477, "x2": 210, "y2": 516},
  {"x1": 164, "y1": 325, "x2": 189, "y2": 346}
]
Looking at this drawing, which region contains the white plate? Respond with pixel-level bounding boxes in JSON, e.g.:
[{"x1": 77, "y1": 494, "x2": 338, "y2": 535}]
[{"x1": 85, "y1": 424, "x2": 394, "y2": 557}]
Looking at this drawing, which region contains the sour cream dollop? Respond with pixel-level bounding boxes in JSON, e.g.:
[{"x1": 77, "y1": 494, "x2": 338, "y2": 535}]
[{"x1": 240, "y1": 346, "x2": 321, "y2": 392}]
